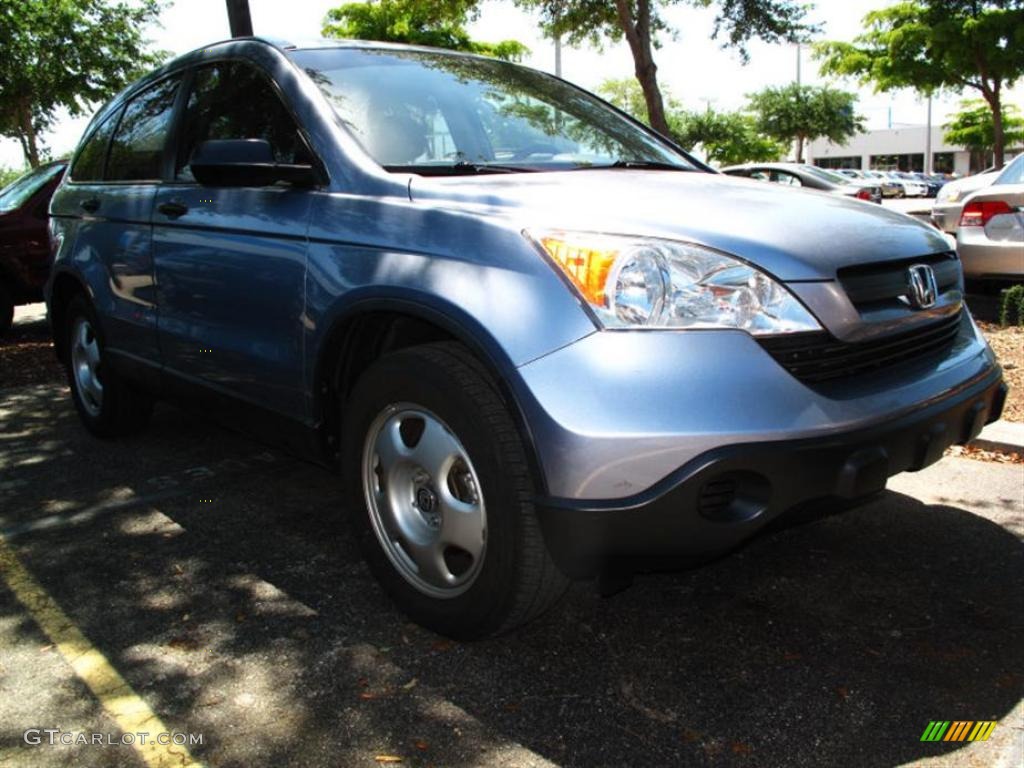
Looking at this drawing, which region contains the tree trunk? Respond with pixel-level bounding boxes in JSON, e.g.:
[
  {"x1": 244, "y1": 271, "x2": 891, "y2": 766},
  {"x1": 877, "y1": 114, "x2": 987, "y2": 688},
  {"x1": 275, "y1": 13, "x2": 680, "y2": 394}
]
[
  {"x1": 16, "y1": 103, "x2": 40, "y2": 168},
  {"x1": 989, "y1": 90, "x2": 1004, "y2": 168},
  {"x1": 614, "y1": 0, "x2": 671, "y2": 137},
  {"x1": 795, "y1": 134, "x2": 804, "y2": 163}
]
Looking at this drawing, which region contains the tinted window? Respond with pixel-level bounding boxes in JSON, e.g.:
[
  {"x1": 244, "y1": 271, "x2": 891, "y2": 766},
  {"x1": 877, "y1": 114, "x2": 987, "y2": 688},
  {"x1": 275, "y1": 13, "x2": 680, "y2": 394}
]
[
  {"x1": 176, "y1": 62, "x2": 311, "y2": 180},
  {"x1": 70, "y1": 110, "x2": 121, "y2": 182},
  {"x1": 106, "y1": 76, "x2": 182, "y2": 182},
  {"x1": 0, "y1": 163, "x2": 65, "y2": 212}
]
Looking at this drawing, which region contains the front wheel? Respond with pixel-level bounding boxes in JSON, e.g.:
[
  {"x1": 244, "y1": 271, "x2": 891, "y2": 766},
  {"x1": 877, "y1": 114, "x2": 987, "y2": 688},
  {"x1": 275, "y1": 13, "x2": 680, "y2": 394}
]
[
  {"x1": 64, "y1": 296, "x2": 153, "y2": 437},
  {"x1": 342, "y1": 342, "x2": 568, "y2": 638}
]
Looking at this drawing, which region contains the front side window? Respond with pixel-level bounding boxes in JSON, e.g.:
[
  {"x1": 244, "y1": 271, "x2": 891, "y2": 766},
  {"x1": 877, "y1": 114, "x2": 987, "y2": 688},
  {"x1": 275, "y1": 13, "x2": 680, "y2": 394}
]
[
  {"x1": 70, "y1": 110, "x2": 122, "y2": 182},
  {"x1": 0, "y1": 163, "x2": 65, "y2": 212},
  {"x1": 175, "y1": 61, "x2": 311, "y2": 181},
  {"x1": 290, "y1": 48, "x2": 697, "y2": 174},
  {"x1": 106, "y1": 76, "x2": 182, "y2": 182}
]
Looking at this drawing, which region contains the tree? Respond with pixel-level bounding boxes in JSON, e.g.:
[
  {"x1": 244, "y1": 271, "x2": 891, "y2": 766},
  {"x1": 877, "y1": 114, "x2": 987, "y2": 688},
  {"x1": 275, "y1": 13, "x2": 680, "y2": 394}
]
[
  {"x1": 323, "y1": 1, "x2": 529, "y2": 61},
  {"x1": 747, "y1": 83, "x2": 864, "y2": 163},
  {"x1": 944, "y1": 100, "x2": 1024, "y2": 168},
  {"x1": 0, "y1": 0, "x2": 165, "y2": 168},
  {"x1": 517, "y1": 1, "x2": 815, "y2": 137},
  {"x1": 815, "y1": 1, "x2": 1024, "y2": 167},
  {"x1": 597, "y1": 77, "x2": 785, "y2": 164},
  {"x1": 674, "y1": 109, "x2": 786, "y2": 165}
]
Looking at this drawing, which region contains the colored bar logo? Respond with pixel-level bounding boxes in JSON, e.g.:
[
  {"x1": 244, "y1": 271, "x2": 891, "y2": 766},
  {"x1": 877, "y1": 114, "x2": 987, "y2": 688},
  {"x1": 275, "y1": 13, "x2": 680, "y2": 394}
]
[{"x1": 920, "y1": 721, "x2": 997, "y2": 742}]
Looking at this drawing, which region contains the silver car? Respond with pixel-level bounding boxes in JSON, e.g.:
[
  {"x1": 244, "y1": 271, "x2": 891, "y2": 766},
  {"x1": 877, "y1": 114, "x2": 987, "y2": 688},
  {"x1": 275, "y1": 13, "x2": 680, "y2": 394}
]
[
  {"x1": 957, "y1": 155, "x2": 1024, "y2": 280},
  {"x1": 47, "y1": 38, "x2": 1006, "y2": 638},
  {"x1": 932, "y1": 167, "x2": 1004, "y2": 234}
]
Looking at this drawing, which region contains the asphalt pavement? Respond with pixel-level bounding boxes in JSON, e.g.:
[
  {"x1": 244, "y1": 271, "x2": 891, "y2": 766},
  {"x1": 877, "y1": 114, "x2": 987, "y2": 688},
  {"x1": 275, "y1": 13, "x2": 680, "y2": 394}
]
[{"x1": 0, "y1": 308, "x2": 1021, "y2": 768}]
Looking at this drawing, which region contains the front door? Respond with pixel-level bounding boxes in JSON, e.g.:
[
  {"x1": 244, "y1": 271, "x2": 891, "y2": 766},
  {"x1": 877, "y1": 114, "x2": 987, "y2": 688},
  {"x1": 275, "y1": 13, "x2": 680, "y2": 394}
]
[{"x1": 153, "y1": 60, "x2": 316, "y2": 418}]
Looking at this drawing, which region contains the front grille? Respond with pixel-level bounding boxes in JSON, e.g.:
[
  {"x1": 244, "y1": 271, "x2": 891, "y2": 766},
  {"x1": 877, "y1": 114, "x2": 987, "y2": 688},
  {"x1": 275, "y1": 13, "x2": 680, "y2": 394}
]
[
  {"x1": 838, "y1": 252, "x2": 960, "y2": 308},
  {"x1": 759, "y1": 311, "x2": 963, "y2": 384}
]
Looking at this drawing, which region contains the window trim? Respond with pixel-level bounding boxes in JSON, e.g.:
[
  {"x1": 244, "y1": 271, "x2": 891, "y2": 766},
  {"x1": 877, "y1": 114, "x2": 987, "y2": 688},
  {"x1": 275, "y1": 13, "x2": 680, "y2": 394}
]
[{"x1": 163, "y1": 56, "x2": 328, "y2": 189}]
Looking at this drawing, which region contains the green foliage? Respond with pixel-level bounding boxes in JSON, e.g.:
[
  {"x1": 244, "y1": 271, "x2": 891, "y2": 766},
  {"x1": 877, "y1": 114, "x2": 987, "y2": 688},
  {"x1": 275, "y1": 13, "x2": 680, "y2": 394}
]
[
  {"x1": 674, "y1": 109, "x2": 787, "y2": 165},
  {"x1": 0, "y1": 165, "x2": 31, "y2": 189},
  {"x1": 519, "y1": 0, "x2": 814, "y2": 59},
  {"x1": 0, "y1": 0, "x2": 167, "y2": 167},
  {"x1": 516, "y1": 1, "x2": 814, "y2": 136},
  {"x1": 322, "y1": 1, "x2": 529, "y2": 61},
  {"x1": 597, "y1": 78, "x2": 785, "y2": 164},
  {"x1": 945, "y1": 101, "x2": 1024, "y2": 157},
  {"x1": 1001, "y1": 285, "x2": 1024, "y2": 327},
  {"x1": 597, "y1": 77, "x2": 665, "y2": 124},
  {"x1": 747, "y1": 83, "x2": 864, "y2": 161},
  {"x1": 815, "y1": 1, "x2": 1024, "y2": 95},
  {"x1": 814, "y1": 1, "x2": 1024, "y2": 163}
]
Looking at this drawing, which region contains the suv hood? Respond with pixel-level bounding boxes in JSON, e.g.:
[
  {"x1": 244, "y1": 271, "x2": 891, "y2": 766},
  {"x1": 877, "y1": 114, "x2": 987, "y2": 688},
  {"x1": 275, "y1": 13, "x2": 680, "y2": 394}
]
[{"x1": 409, "y1": 170, "x2": 951, "y2": 281}]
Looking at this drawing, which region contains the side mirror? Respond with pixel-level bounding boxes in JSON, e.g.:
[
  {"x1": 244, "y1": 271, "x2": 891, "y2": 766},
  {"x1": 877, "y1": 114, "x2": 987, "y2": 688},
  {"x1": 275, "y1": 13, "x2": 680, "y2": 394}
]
[{"x1": 189, "y1": 139, "x2": 319, "y2": 187}]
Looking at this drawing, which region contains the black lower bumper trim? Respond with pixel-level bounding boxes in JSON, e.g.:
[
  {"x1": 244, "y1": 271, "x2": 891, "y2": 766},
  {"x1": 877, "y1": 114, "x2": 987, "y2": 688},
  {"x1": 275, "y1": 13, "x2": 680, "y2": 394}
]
[{"x1": 536, "y1": 370, "x2": 1007, "y2": 576}]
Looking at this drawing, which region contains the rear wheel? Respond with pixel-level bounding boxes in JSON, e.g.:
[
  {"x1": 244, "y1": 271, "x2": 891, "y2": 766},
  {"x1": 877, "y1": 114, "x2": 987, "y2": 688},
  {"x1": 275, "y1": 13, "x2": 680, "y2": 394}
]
[
  {"x1": 342, "y1": 342, "x2": 568, "y2": 638},
  {"x1": 64, "y1": 296, "x2": 153, "y2": 437},
  {"x1": 0, "y1": 282, "x2": 13, "y2": 336}
]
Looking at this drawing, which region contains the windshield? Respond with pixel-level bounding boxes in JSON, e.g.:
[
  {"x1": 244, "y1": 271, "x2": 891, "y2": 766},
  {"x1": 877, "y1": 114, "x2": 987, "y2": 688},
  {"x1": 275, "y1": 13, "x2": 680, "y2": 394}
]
[
  {"x1": 290, "y1": 47, "x2": 697, "y2": 174},
  {"x1": 0, "y1": 163, "x2": 64, "y2": 213}
]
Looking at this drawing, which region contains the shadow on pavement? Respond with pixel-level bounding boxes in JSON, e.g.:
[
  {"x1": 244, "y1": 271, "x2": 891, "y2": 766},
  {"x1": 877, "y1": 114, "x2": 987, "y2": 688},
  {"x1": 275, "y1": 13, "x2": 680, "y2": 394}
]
[{"x1": 0, "y1": 385, "x2": 1021, "y2": 767}]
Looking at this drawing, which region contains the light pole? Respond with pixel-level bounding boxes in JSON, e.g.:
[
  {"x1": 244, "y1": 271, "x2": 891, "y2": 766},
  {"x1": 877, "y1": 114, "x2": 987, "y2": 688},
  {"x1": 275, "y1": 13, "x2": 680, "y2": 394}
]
[
  {"x1": 226, "y1": 0, "x2": 253, "y2": 38},
  {"x1": 924, "y1": 94, "x2": 933, "y2": 174}
]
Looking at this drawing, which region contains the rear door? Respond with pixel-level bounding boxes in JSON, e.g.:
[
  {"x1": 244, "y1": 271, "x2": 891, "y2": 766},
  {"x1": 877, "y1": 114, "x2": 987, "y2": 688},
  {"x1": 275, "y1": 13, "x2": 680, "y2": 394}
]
[
  {"x1": 59, "y1": 74, "x2": 182, "y2": 365},
  {"x1": 152, "y1": 60, "x2": 315, "y2": 418}
]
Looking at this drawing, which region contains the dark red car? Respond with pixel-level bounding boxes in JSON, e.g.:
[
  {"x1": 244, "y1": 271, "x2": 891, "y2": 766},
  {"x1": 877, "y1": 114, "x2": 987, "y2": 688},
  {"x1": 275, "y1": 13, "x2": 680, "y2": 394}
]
[{"x1": 0, "y1": 160, "x2": 67, "y2": 334}]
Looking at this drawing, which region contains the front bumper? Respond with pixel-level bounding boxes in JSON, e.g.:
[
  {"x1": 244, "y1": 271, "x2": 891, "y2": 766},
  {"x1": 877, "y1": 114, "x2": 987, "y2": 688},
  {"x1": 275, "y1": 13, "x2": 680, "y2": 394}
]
[{"x1": 535, "y1": 369, "x2": 1005, "y2": 574}]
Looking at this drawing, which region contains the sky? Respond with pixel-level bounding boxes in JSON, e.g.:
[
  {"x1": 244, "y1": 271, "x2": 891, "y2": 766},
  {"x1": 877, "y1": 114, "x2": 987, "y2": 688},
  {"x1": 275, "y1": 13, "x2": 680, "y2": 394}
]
[{"x1": 3, "y1": 0, "x2": 1022, "y2": 168}]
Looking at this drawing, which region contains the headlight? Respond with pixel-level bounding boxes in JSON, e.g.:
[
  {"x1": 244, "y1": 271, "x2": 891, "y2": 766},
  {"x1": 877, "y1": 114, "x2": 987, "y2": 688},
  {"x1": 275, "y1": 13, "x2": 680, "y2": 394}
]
[{"x1": 530, "y1": 230, "x2": 821, "y2": 334}]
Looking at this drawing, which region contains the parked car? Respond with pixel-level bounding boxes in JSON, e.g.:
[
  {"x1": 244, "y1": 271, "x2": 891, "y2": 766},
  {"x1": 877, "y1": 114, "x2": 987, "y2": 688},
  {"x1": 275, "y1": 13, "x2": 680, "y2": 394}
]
[
  {"x1": 882, "y1": 171, "x2": 928, "y2": 198},
  {"x1": 931, "y1": 165, "x2": 1007, "y2": 233},
  {"x1": 48, "y1": 38, "x2": 1005, "y2": 638},
  {"x1": 909, "y1": 172, "x2": 946, "y2": 198},
  {"x1": 861, "y1": 170, "x2": 903, "y2": 198},
  {"x1": 722, "y1": 162, "x2": 882, "y2": 203},
  {"x1": 0, "y1": 160, "x2": 67, "y2": 334},
  {"x1": 956, "y1": 154, "x2": 1024, "y2": 281}
]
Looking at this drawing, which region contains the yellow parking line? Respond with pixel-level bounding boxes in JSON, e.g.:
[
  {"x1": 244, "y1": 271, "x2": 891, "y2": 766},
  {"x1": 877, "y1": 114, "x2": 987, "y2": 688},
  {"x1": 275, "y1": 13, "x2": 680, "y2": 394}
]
[{"x1": 0, "y1": 536, "x2": 204, "y2": 768}]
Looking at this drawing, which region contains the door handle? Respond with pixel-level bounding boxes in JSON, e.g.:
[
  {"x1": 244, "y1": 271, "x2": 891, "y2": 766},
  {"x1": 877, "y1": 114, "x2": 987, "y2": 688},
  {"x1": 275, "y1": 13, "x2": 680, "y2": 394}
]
[
  {"x1": 80, "y1": 197, "x2": 100, "y2": 213},
  {"x1": 157, "y1": 201, "x2": 189, "y2": 219}
]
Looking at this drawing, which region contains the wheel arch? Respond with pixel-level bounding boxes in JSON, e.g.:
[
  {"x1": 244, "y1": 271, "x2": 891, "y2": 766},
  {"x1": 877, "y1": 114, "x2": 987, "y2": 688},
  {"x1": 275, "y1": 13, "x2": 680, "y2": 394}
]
[
  {"x1": 314, "y1": 294, "x2": 550, "y2": 495},
  {"x1": 48, "y1": 269, "x2": 93, "y2": 362}
]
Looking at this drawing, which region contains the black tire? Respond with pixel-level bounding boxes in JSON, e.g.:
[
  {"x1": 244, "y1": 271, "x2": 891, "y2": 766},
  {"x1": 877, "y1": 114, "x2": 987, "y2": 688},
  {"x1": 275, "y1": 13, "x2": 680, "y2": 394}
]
[
  {"x1": 0, "y1": 282, "x2": 13, "y2": 336},
  {"x1": 342, "y1": 342, "x2": 568, "y2": 639},
  {"x1": 63, "y1": 296, "x2": 153, "y2": 437}
]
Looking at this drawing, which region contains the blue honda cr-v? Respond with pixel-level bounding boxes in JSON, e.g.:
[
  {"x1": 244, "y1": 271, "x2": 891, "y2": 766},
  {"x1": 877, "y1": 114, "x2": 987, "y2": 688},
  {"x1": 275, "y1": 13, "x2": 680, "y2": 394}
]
[{"x1": 47, "y1": 37, "x2": 1006, "y2": 637}]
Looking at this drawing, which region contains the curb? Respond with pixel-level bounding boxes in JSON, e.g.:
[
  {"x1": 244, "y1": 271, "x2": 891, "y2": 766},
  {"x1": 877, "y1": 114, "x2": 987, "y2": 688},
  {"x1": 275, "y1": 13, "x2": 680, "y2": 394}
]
[{"x1": 970, "y1": 420, "x2": 1024, "y2": 454}]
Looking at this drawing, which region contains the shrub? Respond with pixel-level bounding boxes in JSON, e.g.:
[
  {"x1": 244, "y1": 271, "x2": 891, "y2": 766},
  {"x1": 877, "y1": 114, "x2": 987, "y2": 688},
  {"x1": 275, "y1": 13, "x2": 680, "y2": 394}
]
[{"x1": 999, "y1": 285, "x2": 1024, "y2": 327}]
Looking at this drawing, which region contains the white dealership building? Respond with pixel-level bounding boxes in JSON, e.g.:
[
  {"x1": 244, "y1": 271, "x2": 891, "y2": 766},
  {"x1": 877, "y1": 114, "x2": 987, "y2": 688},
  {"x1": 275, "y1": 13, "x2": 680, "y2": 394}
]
[{"x1": 806, "y1": 125, "x2": 1021, "y2": 176}]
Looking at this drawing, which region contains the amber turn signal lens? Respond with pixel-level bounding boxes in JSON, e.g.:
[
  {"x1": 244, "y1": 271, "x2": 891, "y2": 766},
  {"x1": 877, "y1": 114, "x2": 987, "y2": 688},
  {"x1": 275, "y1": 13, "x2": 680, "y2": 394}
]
[{"x1": 539, "y1": 236, "x2": 619, "y2": 306}]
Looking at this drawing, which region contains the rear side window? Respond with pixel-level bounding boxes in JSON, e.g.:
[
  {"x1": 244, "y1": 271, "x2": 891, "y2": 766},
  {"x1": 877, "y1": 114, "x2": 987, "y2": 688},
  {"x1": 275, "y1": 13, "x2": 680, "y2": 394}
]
[
  {"x1": 175, "y1": 61, "x2": 311, "y2": 181},
  {"x1": 70, "y1": 110, "x2": 121, "y2": 182},
  {"x1": 106, "y1": 76, "x2": 182, "y2": 182}
]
